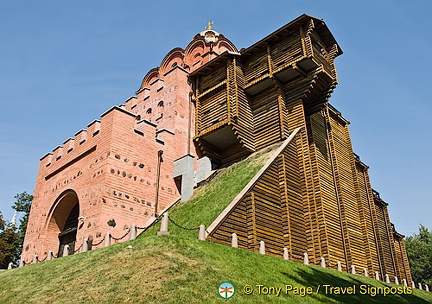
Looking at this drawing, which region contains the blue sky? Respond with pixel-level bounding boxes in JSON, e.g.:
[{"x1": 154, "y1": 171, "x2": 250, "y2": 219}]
[{"x1": 0, "y1": 1, "x2": 430, "y2": 236}]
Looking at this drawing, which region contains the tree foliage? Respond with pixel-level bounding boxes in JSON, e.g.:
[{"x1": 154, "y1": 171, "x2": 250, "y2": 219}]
[
  {"x1": 0, "y1": 192, "x2": 33, "y2": 267},
  {"x1": 0, "y1": 212, "x2": 4, "y2": 231},
  {"x1": 0, "y1": 211, "x2": 20, "y2": 268},
  {"x1": 405, "y1": 224, "x2": 432, "y2": 286},
  {"x1": 12, "y1": 191, "x2": 33, "y2": 245}
]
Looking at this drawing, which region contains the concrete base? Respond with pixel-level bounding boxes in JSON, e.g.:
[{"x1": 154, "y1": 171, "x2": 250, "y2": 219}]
[
  {"x1": 195, "y1": 157, "x2": 212, "y2": 183},
  {"x1": 157, "y1": 213, "x2": 170, "y2": 236},
  {"x1": 320, "y1": 257, "x2": 326, "y2": 268},
  {"x1": 231, "y1": 233, "x2": 238, "y2": 248},
  {"x1": 198, "y1": 225, "x2": 206, "y2": 241},
  {"x1": 385, "y1": 274, "x2": 390, "y2": 283},
  {"x1": 174, "y1": 155, "x2": 195, "y2": 202},
  {"x1": 174, "y1": 155, "x2": 214, "y2": 202},
  {"x1": 283, "y1": 248, "x2": 289, "y2": 260},
  {"x1": 303, "y1": 253, "x2": 309, "y2": 265},
  {"x1": 259, "y1": 241, "x2": 266, "y2": 254},
  {"x1": 375, "y1": 272, "x2": 380, "y2": 280}
]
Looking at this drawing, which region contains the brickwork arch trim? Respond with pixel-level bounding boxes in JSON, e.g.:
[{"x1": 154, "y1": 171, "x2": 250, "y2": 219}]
[
  {"x1": 160, "y1": 48, "x2": 185, "y2": 75},
  {"x1": 139, "y1": 67, "x2": 160, "y2": 91},
  {"x1": 44, "y1": 189, "x2": 80, "y2": 234}
]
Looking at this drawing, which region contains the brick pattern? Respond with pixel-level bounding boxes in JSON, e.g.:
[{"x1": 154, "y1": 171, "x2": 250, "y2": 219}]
[{"x1": 22, "y1": 30, "x2": 238, "y2": 261}]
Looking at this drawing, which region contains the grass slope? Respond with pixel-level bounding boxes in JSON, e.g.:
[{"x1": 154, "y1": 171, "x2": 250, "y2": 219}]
[
  {"x1": 1, "y1": 236, "x2": 431, "y2": 303},
  {"x1": 141, "y1": 146, "x2": 275, "y2": 238},
  {"x1": 1, "y1": 148, "x2": 431, "y2": 303}
]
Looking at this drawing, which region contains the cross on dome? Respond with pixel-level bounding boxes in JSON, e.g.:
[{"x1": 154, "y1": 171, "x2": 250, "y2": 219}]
[{"x1": 205, "y1": 21, "x2": 214, "y2": 30}]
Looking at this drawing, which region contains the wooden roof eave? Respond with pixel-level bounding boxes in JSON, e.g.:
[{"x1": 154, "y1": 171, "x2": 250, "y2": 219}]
[
  {"x1": 241, "y1": 14, "x2": 343, "y2": 57},
  {"x1": 393, "y1": 229, "x2": 405, "y2": 239},
  {"x1": 189, "y1": 51, "x2": 241, "y2": 77},
  {"x1": 355, "y1": 159, "x2": 369, "y2": 171},
  {"x1": 327, "y1": 103, "x2": 350, "y2": 125}
]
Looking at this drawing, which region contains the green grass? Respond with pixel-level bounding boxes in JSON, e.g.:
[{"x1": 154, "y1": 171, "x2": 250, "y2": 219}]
[
  {"x1": 141, "y1": 146, "x2": 275, "y2": 238},
  {"x1": 0, "y1": 148, "x2": 431, "y2": 303},
  {"x1": 0, "y1": 236, "x2": 431, "y2": 303}
]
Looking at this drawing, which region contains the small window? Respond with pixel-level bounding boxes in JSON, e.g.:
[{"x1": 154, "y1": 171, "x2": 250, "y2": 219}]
[
  {"x1": 134, "y1": 129, "x2": 144, "y2": 136},
  {"x1": 312, "y1": 38, "x2": 325, "y2": 56}
]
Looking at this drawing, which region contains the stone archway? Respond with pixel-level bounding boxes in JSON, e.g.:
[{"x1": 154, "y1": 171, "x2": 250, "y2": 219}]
[
  {"x1": 58, "y1": 203, "x2": 79, "y2": 256},
  {"x1": 44, "y1": 190, "x2": 80, "y2": 257}
]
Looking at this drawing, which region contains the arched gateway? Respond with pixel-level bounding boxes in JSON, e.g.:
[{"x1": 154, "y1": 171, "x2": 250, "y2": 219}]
[{"x1": 45, "y1": 190, "x2": 80, "y2": 257}]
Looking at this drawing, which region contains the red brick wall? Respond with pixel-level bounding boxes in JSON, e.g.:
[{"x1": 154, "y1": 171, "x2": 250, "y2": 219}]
[{"x1": 22, "y1": 31, "x2": 238, "y2": 261}]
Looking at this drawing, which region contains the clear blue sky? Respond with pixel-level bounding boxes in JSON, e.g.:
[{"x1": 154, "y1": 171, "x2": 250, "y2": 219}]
[{"x1": 0, "y1": 1, "x2": 430, "y2": 236}]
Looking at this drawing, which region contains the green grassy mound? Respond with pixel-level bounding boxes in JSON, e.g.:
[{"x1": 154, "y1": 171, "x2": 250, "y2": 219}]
[
  {"x1": 140, "y1": 146, "x2": 275, "y2": 238},
  {"x1": 1, "y1": 236, "x2": 431, "y2": 303},
  {"x1": 1, "y1": 148, "x2": 431, "y2": 303}
]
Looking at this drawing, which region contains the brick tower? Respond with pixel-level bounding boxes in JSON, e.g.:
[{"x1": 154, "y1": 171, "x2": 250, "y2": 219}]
[{"x1": 21, "y1": 23, "x2": 238, "y2": 261}]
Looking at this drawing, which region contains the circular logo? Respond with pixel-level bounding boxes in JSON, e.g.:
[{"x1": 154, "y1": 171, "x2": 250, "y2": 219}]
[{"x1": 219, "y1": 282, "x2": 235, "y2": 299}]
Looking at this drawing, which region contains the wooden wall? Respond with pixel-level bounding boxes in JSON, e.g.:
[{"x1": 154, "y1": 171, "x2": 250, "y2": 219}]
[
  {"x1": 195, "y1": 65, "x2": 228, "y2": 135},
  {"x1": 198, "y1": 15, "x2": 411, "y2": 282},
  {"x1": 228, "y1": 58, "x2": 255, "y2": 151},
  {"x1": 354, "y1": 160, "x2": 381, "y2": 275},
  {"x1": 393, "y1": 234, "x2": 412, "y2": 283},
  {"x1": 208, "y1": 133, "x2": 306, "y2": 261},
  {"x1": 374, "y1": 196, "x2": 397, "y2": 278},
  {"x1": 207, "y1": 101, "x2": 412, "y2": 282}
]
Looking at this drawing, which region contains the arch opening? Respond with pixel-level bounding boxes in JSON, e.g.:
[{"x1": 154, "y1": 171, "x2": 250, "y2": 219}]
[
  {"x1": 45, "y1": 190, "x2": 80, "y2": 257},
  {"x1": 58, "y1": 203, "x2": 79, "y2": 256}
]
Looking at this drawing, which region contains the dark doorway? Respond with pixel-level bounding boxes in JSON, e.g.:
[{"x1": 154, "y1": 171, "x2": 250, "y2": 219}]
[{"x1": 58, "y1": 203, "x2": 79, "y2": 257}]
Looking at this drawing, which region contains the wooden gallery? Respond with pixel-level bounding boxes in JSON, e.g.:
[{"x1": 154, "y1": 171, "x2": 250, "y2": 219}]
[{"x1": 22, "y1": 15, "x2": 412, "y2": 283}]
